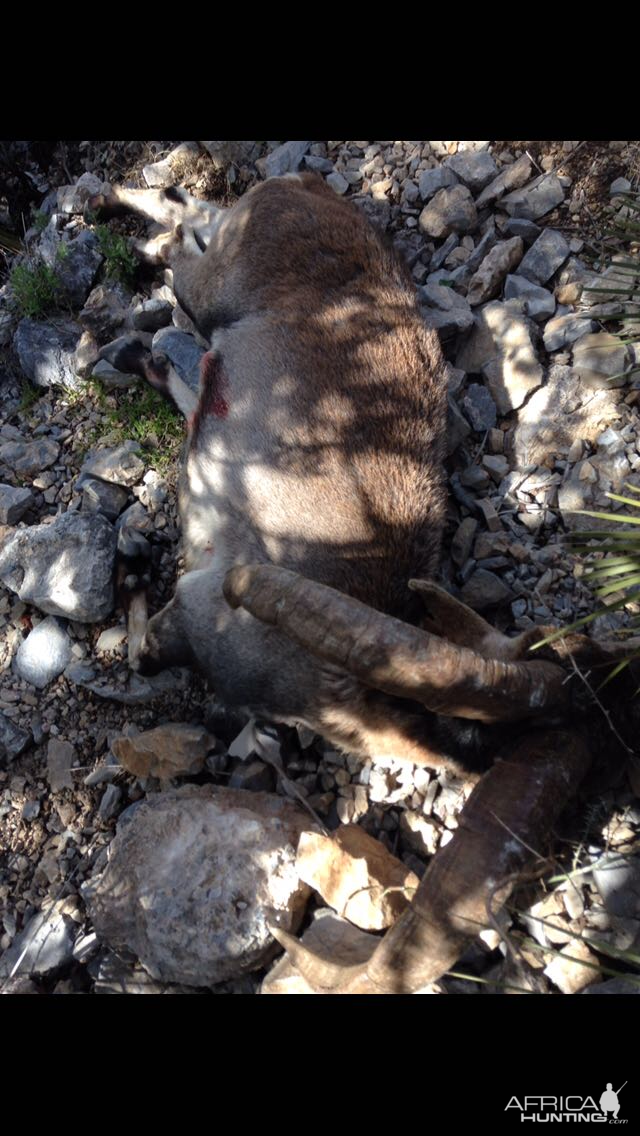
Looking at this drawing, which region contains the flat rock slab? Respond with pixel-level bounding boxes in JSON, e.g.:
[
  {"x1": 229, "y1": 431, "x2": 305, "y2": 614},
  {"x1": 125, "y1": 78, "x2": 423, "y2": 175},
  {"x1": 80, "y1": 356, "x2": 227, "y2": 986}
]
[
  {"x1": 84, "y1": 785, "x2": 314, "y2": 987},
  {"x1": 0, "y1": 512, "x2": 116, "y2": 622},
  {"x1": 15, "y1": 616, "x2": 73, "y2": 688},
  {"x1": 296, "y1": 825, "x2": 419, "y2": 931}
]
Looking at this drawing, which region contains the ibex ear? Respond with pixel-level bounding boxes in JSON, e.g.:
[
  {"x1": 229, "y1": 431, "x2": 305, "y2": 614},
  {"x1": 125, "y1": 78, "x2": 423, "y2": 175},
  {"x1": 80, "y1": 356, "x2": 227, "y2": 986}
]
[{"x1": 408, "y1": 579, "x2": 534, "y2": 662}]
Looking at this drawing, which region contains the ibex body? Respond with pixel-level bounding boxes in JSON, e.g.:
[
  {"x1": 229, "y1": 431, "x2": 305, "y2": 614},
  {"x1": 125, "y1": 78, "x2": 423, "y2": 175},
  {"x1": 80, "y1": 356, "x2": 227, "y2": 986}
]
[
  {"x1": 92, "y1": 165, "x2": 633, "y2": 993},
  {"x1": 99, "y1": 172, "x2": 566, "y2": 772}
]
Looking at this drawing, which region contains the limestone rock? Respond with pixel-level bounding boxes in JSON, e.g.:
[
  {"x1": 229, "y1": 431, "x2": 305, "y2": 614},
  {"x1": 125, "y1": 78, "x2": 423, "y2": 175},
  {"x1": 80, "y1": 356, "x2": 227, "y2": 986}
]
[{"x1": 84, "y1": 786, "x2": 314, "y2": 986}]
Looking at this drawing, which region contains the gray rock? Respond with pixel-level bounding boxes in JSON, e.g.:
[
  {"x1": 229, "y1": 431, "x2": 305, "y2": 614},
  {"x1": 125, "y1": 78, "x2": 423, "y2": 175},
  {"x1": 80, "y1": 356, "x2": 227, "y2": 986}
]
[
  {"x1": 0, "y1": 483, "x2": 34, "y2": 524},
  {"x1": 475, "y1": 154, "x2": 533, "y2": 209},
  {"x1": 0, "y1": 900, "x2": 75, "y2": 978},
  {"x1": 419, "y1": 185, "x2": 477, "y2": 239},
  {"x1": 446, "y1": 395, "x2": 471, "y2": 455},
  {"x1": 78, "y1": 440, "x2": 145, "y2": 490},
  {"x1": 47, "y1": 738, "x2": 75, "y2": 791},
  {"x1": 152, "y1": 327, "x2": 204, "y2": 394},
  {"x1": 83, "y1": 785, "x2": 313, "y2": 987},
  {"x1": 98, "y1": 783, "x2": 122, "y2": 821},
  {"x1": 610, "y1": 177, "x2": 632, "y2": 196},
  {"x1": 0, "y1": 512, "x2": 116, "y2": 622},
  {"x1": 430, "y1": 233, "x2": 459, "y2": 270},
  {"x1": 418, "y1": 166, "x2": 458, "y2": 202},
  {"x1": 421, "y1": 307, "x2": 474, "y2": 338},
  {"x1": 460, "y1": 383, "x2": 497, "y2": 431},
  {"x1": 456, "y1": 301, "x2": 543, "y2": 414},
  {"x1": 326, "y1": 171, "x2": 349, "y2": 195},
  {"x1": 79, "y1": 283, "x2": 131, "y2": 338},
  {"x1": 303, "y1": 155, "x2": 334, "y2": 174},
  {"x1": 15, "y1": 616, "x2": 73, "y2": 689},
  {"x1": 0, "y1": 712, "x2": 31, "y2": 764},
  {"x1": 462, "y1": 221, "x2": 497, "y2": 274},
  {"x1": 130, "y1": 297, "x2": 173, "y2": 332},
  {"x1": 504, "y1": 275, "x2": 556, "y2": 321},
  {"x1": 445, "y1": 151, "x2": 497, "y2": 193},
  {"x1": 81, "y1": 477, "x2": 129, "y2": 521},
  {"x1": 89, "y1": 359, "x2": 139, "y2": 389},
  {"x1": 467, "y1": 238, "x2": 523, "y2": 306},
  {"x1": 14, "y1": 318, "x2": 84, "y2": 391},
  {"x1": 52, "y1": 231, "x2": 103, "y2": 307},
  {"x1": 544, "y1": 314, "x2": 598, "y2": 353},
  {"x1": 502, "y1": 173, "x2": 565, "y2": 221},
  {"x1": 264, "y1": 141, "x2": 311, "y2": 179},
  {"x1": 517, "y1": 229, "x2": 570, "y2": 285},
  {"x1": 0, "y1": 436, "x2": 59, "y2": 478},
  {"x1": 461, "y1": 569, "x2": 512, "y2": 610},
  {"x1": 57, "y1": 172, "x2": 105, "y2": 214},
  {"x1": 451, "y1": 517, "x2": 478, "y2": 567},
  {"x1": 503, "y1": 218, "x2": 542, "y2": 244}
]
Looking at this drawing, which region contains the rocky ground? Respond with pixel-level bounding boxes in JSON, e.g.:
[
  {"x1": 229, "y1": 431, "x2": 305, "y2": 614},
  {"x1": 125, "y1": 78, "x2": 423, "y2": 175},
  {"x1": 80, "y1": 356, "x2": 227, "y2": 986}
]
[{"x1": 1, "y1": 140, "x2": 640, "y2": 995}]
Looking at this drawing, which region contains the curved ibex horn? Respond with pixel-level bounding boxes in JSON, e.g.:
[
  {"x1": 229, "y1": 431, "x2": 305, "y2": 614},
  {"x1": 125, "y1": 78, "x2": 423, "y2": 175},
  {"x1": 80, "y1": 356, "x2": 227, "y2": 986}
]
[
  {"x1": 264, "y1": 729, "x2": 592, "y2": 994},
  {"x1": 223, "y1": 565, "x2": 568, "y2": 723}
]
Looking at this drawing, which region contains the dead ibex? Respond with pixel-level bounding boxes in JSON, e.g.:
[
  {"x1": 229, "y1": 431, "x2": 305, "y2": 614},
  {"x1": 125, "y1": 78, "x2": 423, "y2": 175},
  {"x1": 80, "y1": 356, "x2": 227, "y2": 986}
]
[{"x1": 90, "y1": 169, "x2": 635, "y2": 993}]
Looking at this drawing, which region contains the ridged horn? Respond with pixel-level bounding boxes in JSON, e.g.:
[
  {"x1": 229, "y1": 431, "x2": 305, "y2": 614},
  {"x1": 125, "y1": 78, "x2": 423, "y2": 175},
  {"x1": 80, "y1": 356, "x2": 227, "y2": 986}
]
[
  {"x1": 266, "y1": 729, "x2": 592, "y2": 994},
  {"x1": 223, "y1": 565, "x2": 567, "y2": 722}
]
